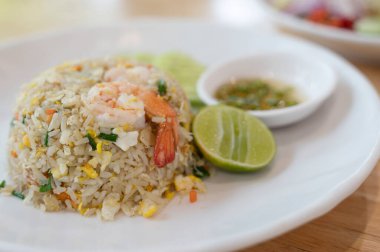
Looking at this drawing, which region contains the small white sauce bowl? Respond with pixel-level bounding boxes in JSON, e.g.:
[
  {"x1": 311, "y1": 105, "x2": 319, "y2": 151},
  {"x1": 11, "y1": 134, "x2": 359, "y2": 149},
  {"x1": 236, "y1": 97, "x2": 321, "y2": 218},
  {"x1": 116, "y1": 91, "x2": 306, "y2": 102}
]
[{"x1": 197, "y1": 52, "x2": 337, "y2": 128}]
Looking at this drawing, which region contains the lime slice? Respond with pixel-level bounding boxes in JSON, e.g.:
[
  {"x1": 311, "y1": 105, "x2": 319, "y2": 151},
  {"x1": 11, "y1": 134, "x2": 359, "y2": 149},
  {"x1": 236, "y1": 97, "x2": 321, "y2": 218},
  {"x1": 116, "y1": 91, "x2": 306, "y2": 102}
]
[{"x1": 193, "y1": 105, "x2": 276, "y2": 172}]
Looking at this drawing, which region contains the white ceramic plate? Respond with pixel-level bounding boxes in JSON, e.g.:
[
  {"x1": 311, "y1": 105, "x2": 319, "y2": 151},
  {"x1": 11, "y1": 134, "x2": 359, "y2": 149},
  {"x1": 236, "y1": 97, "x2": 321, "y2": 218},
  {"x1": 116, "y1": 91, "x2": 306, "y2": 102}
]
[
  {"x1": 0, "y1": 20, "x2": 379, "y2": 252},
  {"x1": 259, "y1": 0, "x2": 380, "y2": 63}
]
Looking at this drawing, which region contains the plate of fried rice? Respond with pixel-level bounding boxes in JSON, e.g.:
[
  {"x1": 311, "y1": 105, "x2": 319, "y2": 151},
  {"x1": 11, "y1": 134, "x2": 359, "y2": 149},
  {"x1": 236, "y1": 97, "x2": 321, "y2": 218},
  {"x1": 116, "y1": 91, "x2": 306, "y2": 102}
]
[{"x1": 0, "y1": 20, "x2": 379, "y2": 252}]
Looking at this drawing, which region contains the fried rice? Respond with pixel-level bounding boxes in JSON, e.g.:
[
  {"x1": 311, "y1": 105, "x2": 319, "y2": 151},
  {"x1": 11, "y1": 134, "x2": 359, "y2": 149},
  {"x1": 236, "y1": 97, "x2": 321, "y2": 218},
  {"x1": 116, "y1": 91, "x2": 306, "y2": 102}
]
[{"x1": 6, "y1": 58, "x2": 205, "y2": 220}]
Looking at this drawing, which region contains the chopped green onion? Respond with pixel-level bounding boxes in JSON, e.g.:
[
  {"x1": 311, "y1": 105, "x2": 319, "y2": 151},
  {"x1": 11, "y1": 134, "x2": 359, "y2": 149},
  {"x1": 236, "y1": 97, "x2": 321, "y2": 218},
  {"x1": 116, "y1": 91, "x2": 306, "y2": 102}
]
[
  {"x1": 86, "y1": 133, "x2": 97, "y2": 150},
  {"x1": 98, "y1": 133, "x2": 118, "y2": 142},
  {"x1": 39, "y1": 174, "x2": 52, "y2": 192},
  {"x1": 22, "y1": 115, "x2": 26, "y2": 124},
  {"x1": 157, "y1": 79, "x2": 167, "y2": 96},
  {"x1": 44, "y1": 130, "x2": 54, "y2": 147},
  {"x1": 44, "y1": 131, "x2": 49, "y2": 147},
  {"x1": 0, "y1": 180, "x2": 5, "y2": 188},
  {"x1": 193, "y1": 166, "x2": 210, "y2": 179},
  {"x1": 12, "y1": 190, "x2": 25, "y2": 200}
]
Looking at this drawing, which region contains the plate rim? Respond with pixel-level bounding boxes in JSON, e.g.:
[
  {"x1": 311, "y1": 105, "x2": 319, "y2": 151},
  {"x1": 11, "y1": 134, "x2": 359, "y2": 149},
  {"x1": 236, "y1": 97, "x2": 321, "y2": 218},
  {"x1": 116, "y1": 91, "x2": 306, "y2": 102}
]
[{"x1": 0, "y1": 19, "x2": 379, "y2": 252}]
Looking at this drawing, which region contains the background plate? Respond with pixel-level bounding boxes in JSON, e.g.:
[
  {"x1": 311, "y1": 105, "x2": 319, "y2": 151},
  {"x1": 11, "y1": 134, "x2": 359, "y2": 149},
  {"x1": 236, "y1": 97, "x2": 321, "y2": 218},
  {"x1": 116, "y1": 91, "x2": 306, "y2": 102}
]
[
  {"x1": 0, "y1": 20, "x2": 379, "y2": 252},
  {"x1": 259, "y1": 0, "x2": 380, "y2": 63}
]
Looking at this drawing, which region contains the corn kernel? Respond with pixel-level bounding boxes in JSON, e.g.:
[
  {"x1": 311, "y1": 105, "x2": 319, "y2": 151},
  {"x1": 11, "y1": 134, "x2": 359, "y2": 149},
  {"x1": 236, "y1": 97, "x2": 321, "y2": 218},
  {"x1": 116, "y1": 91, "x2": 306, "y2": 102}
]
[
  {"x1": 78, "y1": 176, "x2": 88, "y2": 183},
  {"x1": 18, "y1": 143, "x2": 24, "y2": 150},
  {"x1": 22, "y1": 135, "x2": 31, "y2": 148},
  {"x1": 87, "y1": 129, "x2": 97, "y2": 138},
  {"x1": 165, "y1": 191, "x2": 175, "y2": 200},
  {"x1": 36, "y1": 147, "x2": 46, "y2": 158},
  {"x1": 189, "y1": 175, "x2": 202, "y2": 183},
  {"x1": 31, "y1": 97, "x2": 40, "y2": 106},
  {"x1": 122, "y1": 124, "x2": 130, "y2": 131},
  {"x1": 82, "y1": 163, "x2": 98, "y2": 179},
  {"x1": 96, "y1": 141, "x2": 102, "y2": 154},
  {"x1": 142, "y1": 204, "x2": 158, "y2": 218},
  {"x1": 77, "y1": 202, "x2": 88, "y2": 215}
]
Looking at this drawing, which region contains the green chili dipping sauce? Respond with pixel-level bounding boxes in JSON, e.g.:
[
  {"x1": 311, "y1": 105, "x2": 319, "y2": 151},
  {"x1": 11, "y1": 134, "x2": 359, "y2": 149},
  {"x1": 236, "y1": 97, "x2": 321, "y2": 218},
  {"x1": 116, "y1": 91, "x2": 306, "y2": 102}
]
[{"x1": 215, "y1": 78, "x2": 300, "y2": 110}]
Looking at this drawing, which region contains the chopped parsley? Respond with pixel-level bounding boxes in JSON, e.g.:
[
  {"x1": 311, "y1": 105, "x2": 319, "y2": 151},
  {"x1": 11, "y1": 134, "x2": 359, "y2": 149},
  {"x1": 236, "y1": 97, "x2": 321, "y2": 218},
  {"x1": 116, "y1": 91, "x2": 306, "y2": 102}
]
[
  {"x1": 86, "y1": 133, "x2": 97, "y2": 151},
  {"x1": 12, "y1": 190, "x2": 25, "y2": 200},
  {"x1": 98, "y1": 133, "x2": 118, "y2": 142},
  {"x1": 193, "y1": 166, "x2": 210, "y2": 179},
  {"x1": 157, "y1": 79, "x2": 167, "y2": 96}
]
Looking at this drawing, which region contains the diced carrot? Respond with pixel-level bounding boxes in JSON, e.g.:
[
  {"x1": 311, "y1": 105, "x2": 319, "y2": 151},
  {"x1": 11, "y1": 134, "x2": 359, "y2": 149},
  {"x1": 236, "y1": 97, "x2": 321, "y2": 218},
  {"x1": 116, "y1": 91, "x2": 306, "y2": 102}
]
[
  {"x1": 55, "y1": 192, "x2": 71, "y2": 201},
  {"x1": 45, "y1": 109, "x2": 56, "y2": 123},
  {"x1": 189, "y1": 190, "x2": 197, "y2": 203},
  {"x1": 11, "y1": 150, "x2": 18, "y2": 158},
  {"x1": 45, "y1": 109, "x2": 56, "y2": 115},
  {"x1": 73, "y1": 65, "x2": 82, "y2": 71},
  {"x1": 70, "y1": 200, "x2": 78, "y2": 209},
  {"x1": 55, "y1": 192, "x2": 78, "y2": 209}
]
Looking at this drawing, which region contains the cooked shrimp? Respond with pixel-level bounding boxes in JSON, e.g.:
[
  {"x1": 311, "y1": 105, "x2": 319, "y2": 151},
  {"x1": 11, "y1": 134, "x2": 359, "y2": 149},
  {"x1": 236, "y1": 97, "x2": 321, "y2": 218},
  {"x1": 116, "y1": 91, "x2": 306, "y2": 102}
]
[
  {"x1": 82, "y1": 82, "x2": 146, "y2": 129},
  {"x1": 83, "y1": 77, "x2": 178, "y2": 167},
  {"x1": 138, "y1": 90, "x2": 179, "y2": 167}
]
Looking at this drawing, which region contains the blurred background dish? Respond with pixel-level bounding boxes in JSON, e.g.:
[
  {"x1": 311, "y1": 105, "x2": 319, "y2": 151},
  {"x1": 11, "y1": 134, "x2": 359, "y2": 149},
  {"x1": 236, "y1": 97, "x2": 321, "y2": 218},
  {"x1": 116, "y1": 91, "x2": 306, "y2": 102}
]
[{"x1": 259, "y1": 0, "x2": 380, "y2": 63}]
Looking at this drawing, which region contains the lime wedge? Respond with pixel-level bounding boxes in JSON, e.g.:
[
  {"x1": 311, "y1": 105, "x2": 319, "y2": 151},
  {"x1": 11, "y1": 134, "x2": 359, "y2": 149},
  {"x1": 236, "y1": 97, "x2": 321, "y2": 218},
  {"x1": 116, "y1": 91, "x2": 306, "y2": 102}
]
[{"x1": 193, "y1": 105, "x2": 276, "y2": 172}]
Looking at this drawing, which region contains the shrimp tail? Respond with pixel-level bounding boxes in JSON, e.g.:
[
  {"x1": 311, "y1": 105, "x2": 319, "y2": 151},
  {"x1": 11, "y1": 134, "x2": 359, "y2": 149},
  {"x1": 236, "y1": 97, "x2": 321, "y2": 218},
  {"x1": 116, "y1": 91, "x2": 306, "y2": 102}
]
[{"x1": 154, "y1": 119, "x2": 178, "y2": 168}]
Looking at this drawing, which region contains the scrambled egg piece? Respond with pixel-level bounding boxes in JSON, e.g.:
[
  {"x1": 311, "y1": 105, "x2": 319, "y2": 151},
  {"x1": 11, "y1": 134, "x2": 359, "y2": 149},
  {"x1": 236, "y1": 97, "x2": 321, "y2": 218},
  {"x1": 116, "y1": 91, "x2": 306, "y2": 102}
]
[{"x1": 82, "y1": 163, "x2": 98, "y2": 179}]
